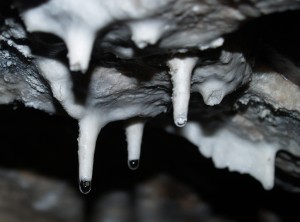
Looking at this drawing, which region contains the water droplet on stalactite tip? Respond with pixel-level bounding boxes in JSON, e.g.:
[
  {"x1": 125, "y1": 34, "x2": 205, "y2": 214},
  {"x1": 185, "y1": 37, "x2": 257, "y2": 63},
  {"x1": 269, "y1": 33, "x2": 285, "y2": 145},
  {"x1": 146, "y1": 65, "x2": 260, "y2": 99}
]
[
  {"x1": 79, "y1": 180, "x2": 91, "y2": 194},
  {"x1": 175, "y1": 115, "x2": 187, "y2": 127},
  {"x1": 128, "y1": 159, "x2": 140, "y2": 170}
]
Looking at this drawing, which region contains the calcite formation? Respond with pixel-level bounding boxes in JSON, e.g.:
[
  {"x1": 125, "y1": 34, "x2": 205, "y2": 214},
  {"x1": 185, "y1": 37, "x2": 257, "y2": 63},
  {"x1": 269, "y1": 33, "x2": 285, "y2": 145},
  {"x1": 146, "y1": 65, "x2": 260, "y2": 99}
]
[{"x1": 1, "y1": 0, "x2": 300, "y2": 194}]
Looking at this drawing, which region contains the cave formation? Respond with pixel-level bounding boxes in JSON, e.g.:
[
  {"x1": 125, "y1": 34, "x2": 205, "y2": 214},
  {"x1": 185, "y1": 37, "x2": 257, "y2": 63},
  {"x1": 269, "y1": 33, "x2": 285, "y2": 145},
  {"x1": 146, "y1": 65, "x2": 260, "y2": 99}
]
[{"x1": 1, "y1": 0, "x2": 300, "y2": 221}]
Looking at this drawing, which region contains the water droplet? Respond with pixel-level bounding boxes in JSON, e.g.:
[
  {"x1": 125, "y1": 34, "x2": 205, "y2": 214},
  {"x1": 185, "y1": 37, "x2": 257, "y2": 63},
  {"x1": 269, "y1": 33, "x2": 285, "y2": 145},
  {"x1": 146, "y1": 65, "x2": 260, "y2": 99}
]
[
  {"x1": 175, "y1": 116, "x2": 187, "y2": 127},
  {"x1": 128, "y1": 159, "x2": 139, "y2": 170},
  {"x1": 79, "y1": 180, "x2": 91, "y2": 194}
]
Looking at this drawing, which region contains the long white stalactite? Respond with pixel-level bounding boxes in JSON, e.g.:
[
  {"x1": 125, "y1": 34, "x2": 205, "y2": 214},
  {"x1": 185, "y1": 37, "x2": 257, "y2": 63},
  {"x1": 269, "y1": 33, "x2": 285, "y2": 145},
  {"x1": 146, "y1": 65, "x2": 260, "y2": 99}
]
[
  {"x1": 125, "y1": 119, "x2": 145, "y2": 170},
  {"x1": 78, "y1": 112, "x2": 105, "y2": 194},
  {"x1": 167, "y1": 57, "x2": 198, "y2": 127}
]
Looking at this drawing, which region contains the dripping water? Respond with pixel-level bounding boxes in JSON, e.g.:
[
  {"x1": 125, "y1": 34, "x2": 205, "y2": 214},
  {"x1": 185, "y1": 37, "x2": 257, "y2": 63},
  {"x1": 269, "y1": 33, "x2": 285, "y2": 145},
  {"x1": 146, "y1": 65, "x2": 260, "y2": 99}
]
[
  {"x1": 79, "y1": 180, "x2": 91, "y2": 194},
  {"x1": 128, "y1": 159, "x2": 139, "y2": 170}
]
